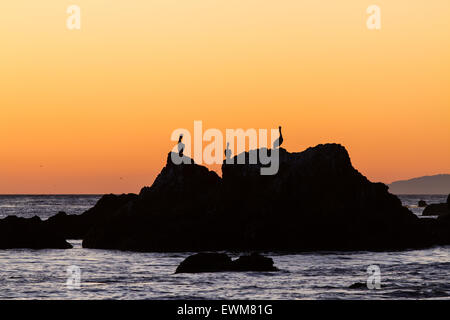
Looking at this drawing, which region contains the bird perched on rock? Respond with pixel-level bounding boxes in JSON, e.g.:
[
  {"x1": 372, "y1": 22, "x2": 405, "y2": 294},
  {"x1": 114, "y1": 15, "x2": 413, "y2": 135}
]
[
  {"x1": 273, "y1": 126, "x2": 283, "y2": 149},
  {"x1": 178, "y1": 134, "x2": 185, "y2": 157},
  {"x1": 224, "y1": 142, "x2": 232, "y2": 162}
]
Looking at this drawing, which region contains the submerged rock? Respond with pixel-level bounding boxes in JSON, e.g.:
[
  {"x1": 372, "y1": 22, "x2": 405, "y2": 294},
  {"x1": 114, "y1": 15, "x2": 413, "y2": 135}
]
[
  {"x1": 0, "y1": 216, "x2": 72, "y2": 249},
  {"x1": 175, "y1": 252, "x2": 278, "y2": 273}
]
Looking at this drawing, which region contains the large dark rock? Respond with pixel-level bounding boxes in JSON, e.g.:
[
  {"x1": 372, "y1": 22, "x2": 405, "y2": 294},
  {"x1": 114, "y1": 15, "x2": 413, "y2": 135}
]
[
  {"x1": 82, "y1": 153, "x2": 222, "y2": 251},
  {"x1": 0, "y1": 216, "x2": 72, "y2": 249},
  {"x1": 80, "y1": 144, "x2": 441, "y2": 252},
  {"x1": 175, "y1": 252, "x2": 278, "y2": 273},
  {"x1": 6, "y1": 144, "x2": 449, "y2": 251},
  {"x1": 422, "y1": 203, "x2": 450, "y2": 217},
  {"x1": 219, "y1": 145, "x2": 426, "y2": 251}
]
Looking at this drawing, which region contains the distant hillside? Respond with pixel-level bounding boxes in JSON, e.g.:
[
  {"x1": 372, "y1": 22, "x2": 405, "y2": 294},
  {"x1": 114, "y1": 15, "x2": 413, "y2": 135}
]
[{"x1": 388, "y1": 174, "x2": 450, "y2": 194}]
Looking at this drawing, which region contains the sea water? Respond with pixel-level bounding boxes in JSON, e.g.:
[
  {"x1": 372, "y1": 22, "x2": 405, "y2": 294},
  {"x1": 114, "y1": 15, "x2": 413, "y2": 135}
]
[{"x1": 0, "y1": 194, "x2": 448, "y2": 299}]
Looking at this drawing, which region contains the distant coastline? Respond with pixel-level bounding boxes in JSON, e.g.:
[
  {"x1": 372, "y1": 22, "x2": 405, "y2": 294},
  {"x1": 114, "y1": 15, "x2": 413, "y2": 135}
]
[
  {"x1": 2, "y1": 174, "x2": 450, "y2": 197},
  {"x1": 388, "y1": 174, "x2": 450, "y2": 194}
]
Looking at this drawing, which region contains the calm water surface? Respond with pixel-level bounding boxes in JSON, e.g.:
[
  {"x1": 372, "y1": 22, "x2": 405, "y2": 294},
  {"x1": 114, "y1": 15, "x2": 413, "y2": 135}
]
[{"x1": 0, "y1": 194, "x2": 448, "y2": 299}]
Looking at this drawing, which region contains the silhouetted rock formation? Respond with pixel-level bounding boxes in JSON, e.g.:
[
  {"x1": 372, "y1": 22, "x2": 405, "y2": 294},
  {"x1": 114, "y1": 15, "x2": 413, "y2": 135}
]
[
  {"x1": 45, "y1": 194, "x2": 138, "y2": 240},
  {"x1": 3, "y1": 144, "x2": 449, "y2": 251},
  {"x1": 418, "y1": 200, "x2": 427, "y2": 207},
  {"x1": 0, "y1": 216, "x2": 72, "y2": 249},
  {"x1": 79, "y1": 144, "x2": 444, "y2": 252},
  {"x1": 220, "y1": 145, "x2": 430, "y2": 251},
  {"x1": 422, "y1": 203, "x2": 450, "y2": 217},
  {"x1": 175, "y1": 252, "x2": 278, "y2": 273},
  {"x1": 82, "y1": 153, "x2": 221, "y2": 251},
  {"x1": 0, "y1": 194, "x2": 138, "y2": 249}
]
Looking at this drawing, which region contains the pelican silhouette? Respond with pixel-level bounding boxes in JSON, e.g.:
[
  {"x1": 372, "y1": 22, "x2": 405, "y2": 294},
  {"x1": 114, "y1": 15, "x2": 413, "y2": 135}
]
[
  {"x1": 224, "y1": 142, "x2": 232, "y2": 162},
  {"x1": 273, "y1": 126, "x2": 283, "y2": 149},
  {"x1": 177, "y1": 134, "x2": 185, "y2": 157}
]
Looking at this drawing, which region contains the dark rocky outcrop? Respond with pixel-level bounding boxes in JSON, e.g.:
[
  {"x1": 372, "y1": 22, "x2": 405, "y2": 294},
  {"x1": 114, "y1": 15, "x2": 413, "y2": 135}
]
[
  {"x1": 3, "y1": 143, "x2": 449, "y2": 251},
  {"x1": 175, "y1": 252, "x2": 278, "y2": 273},
  {"x1": 46, "y1": 194, "x2": 138, "y2": 239},
  {"x1": 80, "y1": 144, "x2": 444, "y2": 252},
  {"x1": 0, "y1": 193, "x2": 137, "y2": 249},
  {"x1": 0, "y1": 216, "x2": 72, "y2": 249},
  {"x1": 422, "y1": 203, "x2": 450, "y2": 217},
  {"x1": 219, "y1": 145, "x2": 427, "y2": 251},
  {"x1": 82, "y1": 153, "x2": 222, "y2": 251},
  {"x1": 418, "y1": 200, "x2": 427, "y2": 207}
]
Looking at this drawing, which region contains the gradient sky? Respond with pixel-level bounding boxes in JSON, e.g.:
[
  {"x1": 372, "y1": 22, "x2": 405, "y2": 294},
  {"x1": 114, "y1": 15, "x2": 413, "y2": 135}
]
[{"x1": 1, "y1": 1, "x2": 449, "y2": 194}]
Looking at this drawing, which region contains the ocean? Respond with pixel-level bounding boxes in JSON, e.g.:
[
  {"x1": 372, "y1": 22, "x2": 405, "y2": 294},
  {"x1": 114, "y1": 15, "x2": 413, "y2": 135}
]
[{"x1": 0, "y1": 194, "x2": 448, "y2": 300}]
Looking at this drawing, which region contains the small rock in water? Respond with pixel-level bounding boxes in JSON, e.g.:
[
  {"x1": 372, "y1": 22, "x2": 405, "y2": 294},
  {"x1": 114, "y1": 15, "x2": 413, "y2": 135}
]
[
  {"x1": 175, "y1": 252, "x2": 279, "y2": 273},
  {"x1": 418, "y1": 200, "x2": 427, "y2": 207},
  {"x1": 349, "y1": 282, "x2": 367, "y2": 289},
  {"x1": 232, "y1": 252, "x2": 279, "y2": 272},
  {"x1": 175, "y1": 253, "x2": 232, "y2": 273}
]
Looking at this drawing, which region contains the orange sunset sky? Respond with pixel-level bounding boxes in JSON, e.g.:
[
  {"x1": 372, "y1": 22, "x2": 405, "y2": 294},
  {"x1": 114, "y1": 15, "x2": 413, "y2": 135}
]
[{"x1": 1, "y1": 1, "x2": 449, "y2": 194}]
